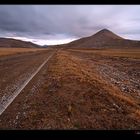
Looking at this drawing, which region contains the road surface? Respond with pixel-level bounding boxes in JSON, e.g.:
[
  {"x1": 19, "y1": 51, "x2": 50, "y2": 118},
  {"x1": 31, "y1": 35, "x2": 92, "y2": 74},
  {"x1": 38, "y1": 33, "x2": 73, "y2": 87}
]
[{"x1": 0, "y1": 49, "x2": 56, "y2": 116}]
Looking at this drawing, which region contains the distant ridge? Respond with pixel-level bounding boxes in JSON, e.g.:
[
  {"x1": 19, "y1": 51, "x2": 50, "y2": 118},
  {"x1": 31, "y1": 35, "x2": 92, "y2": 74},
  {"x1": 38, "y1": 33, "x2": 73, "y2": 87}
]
[{"x1": 0, "y1": 37, "x2": 40, "y2": 48}]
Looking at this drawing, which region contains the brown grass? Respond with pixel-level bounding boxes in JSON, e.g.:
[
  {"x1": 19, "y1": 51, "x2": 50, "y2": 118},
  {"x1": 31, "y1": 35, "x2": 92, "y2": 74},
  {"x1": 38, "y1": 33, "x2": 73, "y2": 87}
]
[
  {"x1": 0, "y1": 48, "x2": 139, "y2": 129},
  {"x1": 68, "y1": 48, "x2": 140, "y2": 58},
  {"x1": 0, "y1": 47, "x2": 47, "y2": 56}
]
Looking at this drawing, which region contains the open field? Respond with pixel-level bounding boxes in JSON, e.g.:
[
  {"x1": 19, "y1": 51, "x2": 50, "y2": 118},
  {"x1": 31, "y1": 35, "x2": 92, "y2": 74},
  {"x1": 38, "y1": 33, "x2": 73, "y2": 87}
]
[
  {"x1": 0, "y1": 48, "x2": 139, "y2": 129},
  {"x1": 67, "y1": 48, "x2": 140, "y2": 59},
  {"x1": 0, "y1": 47, "x2": 47, "y2": 56}
]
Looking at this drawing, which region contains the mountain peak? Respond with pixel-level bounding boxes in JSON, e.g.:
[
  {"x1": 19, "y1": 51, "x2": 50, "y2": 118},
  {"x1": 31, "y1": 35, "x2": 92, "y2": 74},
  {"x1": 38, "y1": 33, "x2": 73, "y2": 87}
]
[
  {"x1": 93, "y1": 28, "x2": 123, "y2": 40},
  {"x1": 99, "y1": 28, "x2": 111, "y2": 32}
]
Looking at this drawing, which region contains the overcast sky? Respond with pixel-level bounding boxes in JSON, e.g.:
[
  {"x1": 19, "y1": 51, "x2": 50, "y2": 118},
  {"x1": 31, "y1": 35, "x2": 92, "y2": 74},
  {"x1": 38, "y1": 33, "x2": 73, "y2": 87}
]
[{"x1": 0, "y1": 5, "x2": 140, "y2": 45}]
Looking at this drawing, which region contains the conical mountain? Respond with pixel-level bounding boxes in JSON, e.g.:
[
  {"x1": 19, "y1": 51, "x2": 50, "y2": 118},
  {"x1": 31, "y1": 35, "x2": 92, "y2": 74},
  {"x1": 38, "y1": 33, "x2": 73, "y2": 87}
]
[{"x1": 66, "y1": 29, "x2": 140, "y2": 48}]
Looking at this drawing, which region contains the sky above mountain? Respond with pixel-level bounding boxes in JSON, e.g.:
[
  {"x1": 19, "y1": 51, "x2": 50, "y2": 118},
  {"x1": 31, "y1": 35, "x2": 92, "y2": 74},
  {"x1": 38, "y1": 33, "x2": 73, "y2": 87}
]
[{"x1": 0, "y1": 5, "x2": 140, "y2": 45}]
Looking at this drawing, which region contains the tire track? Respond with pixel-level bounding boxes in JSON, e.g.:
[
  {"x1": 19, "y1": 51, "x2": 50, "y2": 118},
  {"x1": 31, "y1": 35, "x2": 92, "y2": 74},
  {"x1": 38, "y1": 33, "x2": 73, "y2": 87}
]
[{"x1": 0, "y1": 51, "x2": 55, "y2": 116}]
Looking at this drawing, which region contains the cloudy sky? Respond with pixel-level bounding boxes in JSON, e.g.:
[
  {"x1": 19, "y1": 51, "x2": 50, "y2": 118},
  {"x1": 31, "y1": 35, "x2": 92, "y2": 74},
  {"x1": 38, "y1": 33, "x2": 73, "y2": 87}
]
[{"x1": 0, "y1": 5, "x2": 140, "y2": 45}]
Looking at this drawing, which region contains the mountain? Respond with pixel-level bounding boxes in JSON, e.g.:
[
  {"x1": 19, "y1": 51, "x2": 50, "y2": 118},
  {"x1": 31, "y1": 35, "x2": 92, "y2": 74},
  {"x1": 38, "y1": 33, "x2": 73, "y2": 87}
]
[
  {"x1": 66, "y1": 29, "x2": 140, "y2": 48},
  {"x1": 90, "y1": 29, "x2": 123, "y2": 40},
  {"x1": 42, "y1": 45, "x2": 48, "y2": 48},
  {"x1": 0, "y1": 38, "x2": 40, "y2": 48}
]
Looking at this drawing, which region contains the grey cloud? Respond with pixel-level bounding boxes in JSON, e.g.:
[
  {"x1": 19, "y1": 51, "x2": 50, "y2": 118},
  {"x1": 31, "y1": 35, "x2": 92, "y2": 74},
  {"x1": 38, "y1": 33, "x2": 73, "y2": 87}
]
[{"x1": 0, "y1": 5, "x2": 140, "y2": 41}]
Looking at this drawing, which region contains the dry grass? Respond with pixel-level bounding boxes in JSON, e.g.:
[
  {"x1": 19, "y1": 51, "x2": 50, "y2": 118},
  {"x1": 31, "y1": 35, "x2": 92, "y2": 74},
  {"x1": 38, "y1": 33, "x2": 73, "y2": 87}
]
[
  {"x1": 0, "y1": 47, "x2": 47, "y2": 56},
  {"x1": 41, "y1": 50, "x2": 140, "y2": 128},
  {"x1": 68, "y1": 48, "x2": 140, "y2": 58},
  {"x1": 0, "y1": 48, "x2": 139, "y2": 129}
]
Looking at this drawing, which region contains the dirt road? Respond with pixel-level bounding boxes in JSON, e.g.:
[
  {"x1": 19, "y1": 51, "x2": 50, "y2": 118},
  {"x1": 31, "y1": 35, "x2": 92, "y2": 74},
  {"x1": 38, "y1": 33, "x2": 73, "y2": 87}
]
[
  {"x1": 0, "y1": 48, "x2": 140, "y2": 129},
  {"x1": 0, "y1": 49, "x2": 56, "y2": 114}
]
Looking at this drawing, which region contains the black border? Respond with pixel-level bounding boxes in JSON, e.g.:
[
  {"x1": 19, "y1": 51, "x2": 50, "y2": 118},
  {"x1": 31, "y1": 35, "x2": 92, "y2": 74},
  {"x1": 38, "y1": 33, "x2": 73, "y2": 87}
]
[
  {"x1": 0, "y1": 1, "x2": 140, "y2": 140},
  {"x1": 0, "y1": 0, "x2": 140, "y2": 4},
  {"x1": 0, "y1": 130, "x2": 140, "y2": 139}
]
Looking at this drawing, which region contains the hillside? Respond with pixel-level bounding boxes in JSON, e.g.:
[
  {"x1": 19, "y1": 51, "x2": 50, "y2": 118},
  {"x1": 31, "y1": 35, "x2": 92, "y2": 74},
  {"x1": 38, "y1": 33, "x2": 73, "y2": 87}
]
[
  {"x1": 65, "y1": 29, "x2": 140, "y2": 49},
  {"x1": 0, "y1": 38, "x2": 40, "y2": 48}
]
